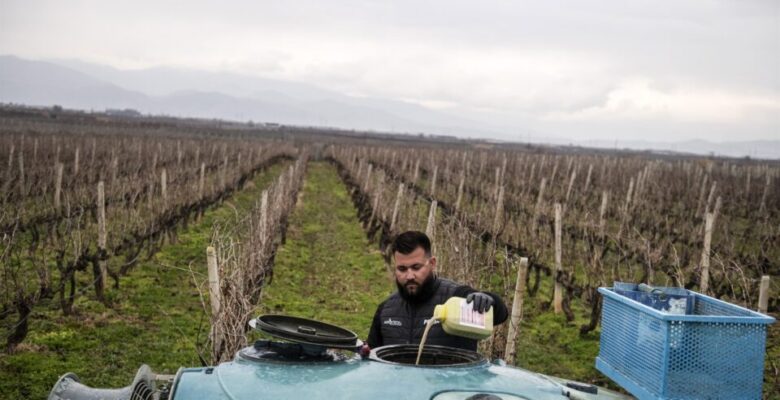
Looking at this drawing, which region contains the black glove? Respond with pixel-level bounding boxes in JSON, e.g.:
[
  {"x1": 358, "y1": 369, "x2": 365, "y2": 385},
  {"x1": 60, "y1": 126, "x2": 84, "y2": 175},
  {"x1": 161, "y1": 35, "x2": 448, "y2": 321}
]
[{"x1": 466, "y1": 292, "x2": 494, "y2": 313}]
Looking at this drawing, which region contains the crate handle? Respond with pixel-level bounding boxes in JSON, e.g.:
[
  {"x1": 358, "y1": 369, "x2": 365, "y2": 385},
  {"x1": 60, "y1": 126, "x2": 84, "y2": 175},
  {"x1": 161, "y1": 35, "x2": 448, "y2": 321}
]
[{"x1": 637, "y1": 283, "x2": 667, "y2": 300}]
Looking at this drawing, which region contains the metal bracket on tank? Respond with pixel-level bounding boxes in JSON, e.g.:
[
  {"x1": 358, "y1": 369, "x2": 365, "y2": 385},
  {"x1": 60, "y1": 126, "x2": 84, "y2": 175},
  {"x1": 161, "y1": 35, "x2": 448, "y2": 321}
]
[{"x1": 48, "y1": 365, "x2": 175, "y2": 400}]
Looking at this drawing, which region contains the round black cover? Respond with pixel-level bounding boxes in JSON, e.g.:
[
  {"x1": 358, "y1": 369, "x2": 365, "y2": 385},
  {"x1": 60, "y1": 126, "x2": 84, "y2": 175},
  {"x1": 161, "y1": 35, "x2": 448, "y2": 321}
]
[{"x1": 253, "y1": 315, "x2": 359, "y2": 349}]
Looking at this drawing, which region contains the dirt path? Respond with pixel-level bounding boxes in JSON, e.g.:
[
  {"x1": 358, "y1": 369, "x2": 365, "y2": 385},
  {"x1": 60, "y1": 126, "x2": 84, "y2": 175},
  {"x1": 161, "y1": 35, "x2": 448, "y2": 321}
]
[{"x1": 257, "y1": 161, "x2": 392, "y2": 340}]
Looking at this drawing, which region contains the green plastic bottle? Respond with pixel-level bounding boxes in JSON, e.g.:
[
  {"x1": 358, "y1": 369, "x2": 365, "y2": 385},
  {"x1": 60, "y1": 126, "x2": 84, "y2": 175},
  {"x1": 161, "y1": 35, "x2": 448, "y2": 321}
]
[{"x1": 432, "y1": 296, "x2": 494, "y2": 340}]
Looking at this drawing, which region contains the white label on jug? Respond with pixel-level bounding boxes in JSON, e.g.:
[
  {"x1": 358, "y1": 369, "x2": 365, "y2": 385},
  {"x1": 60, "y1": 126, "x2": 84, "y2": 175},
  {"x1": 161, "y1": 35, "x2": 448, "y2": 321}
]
[{"x1": 459, "y1": 298, "x2": 486, "y2": 328}]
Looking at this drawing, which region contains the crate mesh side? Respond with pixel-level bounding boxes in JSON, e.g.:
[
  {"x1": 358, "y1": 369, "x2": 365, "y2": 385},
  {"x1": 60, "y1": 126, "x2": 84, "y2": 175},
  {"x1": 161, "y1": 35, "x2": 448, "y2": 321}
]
[
  {"x1": 666, "y1": 320, "x2": 767, "y2": 399},
  {"x1": 693, "y1": 295, "x2": 756, "y2": 317},
  {"x1": 599, "y1": 297, "x2": 666, "y2": 394}
]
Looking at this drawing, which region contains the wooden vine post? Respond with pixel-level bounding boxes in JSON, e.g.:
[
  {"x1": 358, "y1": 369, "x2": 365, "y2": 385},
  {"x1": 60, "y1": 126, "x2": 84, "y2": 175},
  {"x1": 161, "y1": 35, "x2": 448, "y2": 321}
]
[
  {"x1": 4, "y1": 145, "x2": 14, "y2": 197},
  {"x1": 758, "y1": 275, "x2": 770, "y2": 314},
  {"x1": 54, "y1": 162, "x2": 64, "y2": 211},
  {"x1": 504, "y1": 257, "x2": 529, "y2": 364},
  {"x1": 759, "y1": 173, "x2": 771, "y2": 214},
  {"x1": 430, "y1": 165, "x2": 438, "y2": 198},
  {"x1": 206, "y1": 246, "x2": 221, "y2": 318},
  {"x1": 369, "y1": 175, "x2": 383, "y2": 225},
  {"x1": 161, "y1": 168, "x2": 168, "y2": 205},
  {"x1": 425, "y1": 200, "x2": 438, "y2": 255},
  {"x1": 390, "y1": 183, "x2": 404, "y2": 233},
  {"x1": 565, "y1": 168, "x2": 577, "y2": 204},
  {"x1": 426, "y1": 200, "x2": 437, "y2": 243},
  {"x1": 493, "y1": 167, "x2": 501, "y2": 200},
  {"x1": 584, "y1": 164, "x2": 593, "y2": 193},
  {"x1": 531, "y1": 177, "x2": 547, "y2": 236},
  {"x1": 700, "y1": 212, "x2": 715, "y2": 294},
  {"x1": 553, "y1": 203, "x2": 563, "y2": 314},
  {"x1": 455, "y1": 168, "x2": 465, "y2": 213},
  {"x1": 111, "y1": 155, "x2": 119, "y2": 183},
  {"x1": 147, "y1": 179, "x2": 154, "y2": 209},
  {"x1": 220, "y1": 156, "x2": 228, "y2": 188},
  {"x1": 74, "y1": 147, "x2": 80, "y2": 175},
  {"x1": 199, "y1": 162, "x2": 206, "y2": 198},
  {"x1": 259, "y1": 190, "x2": 269, "y2": 248},
  {"x1": 277, "y1": 169, "x2": 287, "y2": 206},
  {"x1": 364, "y1": 164, "x2": 373, "y2": 193},
  {"x1": 598, "y1": 190, "x2": 609, "y2": 239},
  {"x1": 18, "y1": 150, "x2": 25, "y2": 195},
  {"x1": 97, "y1": 181, "x2": 108, "y2": 297},
  {"x1": 704, "y1": 181, "x2": 718, "y2": 215},
  {"x1": 696, "y1": 174, "x2": 709, "y2": 216},
  {"x1": 492, "y1": 185, "x2": 505, "y2": 237},
  {"x1": 617, "y1": 177, "x2": 634, "y2": 239}
]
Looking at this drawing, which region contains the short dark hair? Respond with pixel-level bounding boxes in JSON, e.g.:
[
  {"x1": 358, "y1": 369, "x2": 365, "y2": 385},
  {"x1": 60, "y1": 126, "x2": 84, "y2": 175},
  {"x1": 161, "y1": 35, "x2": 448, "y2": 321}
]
[{"x1": 392, "y1": 231, "x2": 431, "y2": 257}]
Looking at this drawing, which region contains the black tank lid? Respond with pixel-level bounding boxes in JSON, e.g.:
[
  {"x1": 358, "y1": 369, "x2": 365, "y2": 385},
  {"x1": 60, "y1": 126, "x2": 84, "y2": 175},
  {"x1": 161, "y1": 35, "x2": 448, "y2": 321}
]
[{"x1": 250, "y1": 315, "x2": 361, "y2": 350}]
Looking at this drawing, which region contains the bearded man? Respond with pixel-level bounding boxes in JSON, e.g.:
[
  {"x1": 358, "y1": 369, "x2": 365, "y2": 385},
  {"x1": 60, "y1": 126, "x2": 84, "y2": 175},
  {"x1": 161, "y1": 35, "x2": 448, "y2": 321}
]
[{"x1": 366, "y1": 231, "x2": 508, "y2": 351}]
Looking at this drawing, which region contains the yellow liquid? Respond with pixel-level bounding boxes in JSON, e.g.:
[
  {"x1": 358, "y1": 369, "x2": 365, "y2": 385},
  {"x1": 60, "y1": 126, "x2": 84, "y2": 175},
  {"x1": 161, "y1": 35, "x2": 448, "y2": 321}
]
[{"x1": 415, "y1": 318, "x2": 439, "y2": 365}]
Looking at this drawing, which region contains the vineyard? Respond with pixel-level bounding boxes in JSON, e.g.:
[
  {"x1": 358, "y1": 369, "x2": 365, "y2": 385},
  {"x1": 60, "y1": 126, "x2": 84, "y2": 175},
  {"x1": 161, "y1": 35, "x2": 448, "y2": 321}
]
[{"x1": 0, "y1": 106, "x2": 777, "y2": 398}]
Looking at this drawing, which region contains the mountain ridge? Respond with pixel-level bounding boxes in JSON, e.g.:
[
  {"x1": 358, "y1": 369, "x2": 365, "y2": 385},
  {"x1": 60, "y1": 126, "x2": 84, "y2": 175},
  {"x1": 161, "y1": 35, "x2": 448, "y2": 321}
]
[{"x1": 1, "y1": 55, "x2": 777, "y2": 159}]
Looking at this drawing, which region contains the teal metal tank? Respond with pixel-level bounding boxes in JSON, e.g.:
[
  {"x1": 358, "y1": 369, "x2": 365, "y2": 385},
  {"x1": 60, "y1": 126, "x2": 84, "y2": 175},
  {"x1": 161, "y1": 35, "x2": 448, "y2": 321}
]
[
  {"x1": 48, "y1": 315, "x2": 631, "y2": 400},
  {"x1": 167, "y1": 342, "x2": 630, "y2": 400}
]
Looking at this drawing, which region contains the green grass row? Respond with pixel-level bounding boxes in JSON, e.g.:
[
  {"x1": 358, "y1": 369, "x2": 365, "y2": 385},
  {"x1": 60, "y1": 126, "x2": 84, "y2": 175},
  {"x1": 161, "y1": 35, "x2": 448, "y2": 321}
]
[{"x1": 256, "y1": 162, "x2": 393, "y2": 340}]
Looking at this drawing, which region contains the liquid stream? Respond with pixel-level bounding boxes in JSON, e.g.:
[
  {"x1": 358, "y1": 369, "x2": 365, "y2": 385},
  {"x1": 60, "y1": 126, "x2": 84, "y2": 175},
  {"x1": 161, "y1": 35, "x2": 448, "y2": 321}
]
[{"x1": 415, "y1": 318, "x2": 440, "y2": 365}]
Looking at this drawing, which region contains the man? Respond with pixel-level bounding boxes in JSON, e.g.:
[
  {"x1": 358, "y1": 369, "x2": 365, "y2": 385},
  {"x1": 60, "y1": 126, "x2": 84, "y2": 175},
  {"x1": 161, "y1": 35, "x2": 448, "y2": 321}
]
[{"x1": 367, "y1": 231, "x2": 508, "y2": 351}]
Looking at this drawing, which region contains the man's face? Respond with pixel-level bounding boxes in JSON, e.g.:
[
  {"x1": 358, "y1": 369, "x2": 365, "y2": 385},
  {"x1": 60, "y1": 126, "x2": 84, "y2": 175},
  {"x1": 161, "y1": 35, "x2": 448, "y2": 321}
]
[{"x1": 394, "y1": 247, "x2": 436, "y2": 296}]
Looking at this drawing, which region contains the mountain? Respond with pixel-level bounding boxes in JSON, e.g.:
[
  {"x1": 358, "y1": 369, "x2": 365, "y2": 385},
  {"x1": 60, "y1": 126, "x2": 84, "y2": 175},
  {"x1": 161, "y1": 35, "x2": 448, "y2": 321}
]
[
  {"x1": 47, "y1": 58, "x2": 345, "y2": 101},
  {"x1": 0, "y1": 55, "x2": 148, "y2": 110},
  {"x1": 573, "y1": 138, "x2": 780, "y2": 160},
  {"x1": 0, "y1": 55, "x2": 495, "y2": 135},
  {"x1": 43, "y1": 57, "x2": 496, "y2": 136},
  {"x1": 1, "y1": 55, "x2": 778, "y2": 159}
]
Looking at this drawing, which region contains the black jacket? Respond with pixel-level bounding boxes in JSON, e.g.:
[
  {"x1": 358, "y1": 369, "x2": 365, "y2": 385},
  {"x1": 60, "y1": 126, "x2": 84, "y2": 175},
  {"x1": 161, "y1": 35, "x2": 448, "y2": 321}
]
[{"x1": 366, "y1": 278, "x2": 508, "y2": 351}]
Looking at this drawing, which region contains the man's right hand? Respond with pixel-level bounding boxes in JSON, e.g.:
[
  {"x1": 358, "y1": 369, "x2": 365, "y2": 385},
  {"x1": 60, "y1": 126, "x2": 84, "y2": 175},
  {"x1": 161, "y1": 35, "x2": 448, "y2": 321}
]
[{"x1": 466, "y1": 292, "x2": 494, "y2": 313}]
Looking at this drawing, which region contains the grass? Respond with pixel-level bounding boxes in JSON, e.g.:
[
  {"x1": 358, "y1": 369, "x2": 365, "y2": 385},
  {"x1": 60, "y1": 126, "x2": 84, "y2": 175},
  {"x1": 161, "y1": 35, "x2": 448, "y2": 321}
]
[
  {"x1": 256, "y1": 162, "x2": 393, "y2": 340},
  {"x1": 511, "y1": 273, "x2": 607, "y2": 386},
  {"x1": 0, "y1": 162, "x2": 288, "y2": 400},
  {"x1": 766, "y1": 319, "x2": 780, "y2": 399}
]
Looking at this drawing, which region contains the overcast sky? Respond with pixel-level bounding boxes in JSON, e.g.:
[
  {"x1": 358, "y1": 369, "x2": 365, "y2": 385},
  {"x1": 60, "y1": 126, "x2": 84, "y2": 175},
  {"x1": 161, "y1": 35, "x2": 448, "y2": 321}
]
[{"x1": 1, "y1": 0, "x2": 778, "y2": 142}]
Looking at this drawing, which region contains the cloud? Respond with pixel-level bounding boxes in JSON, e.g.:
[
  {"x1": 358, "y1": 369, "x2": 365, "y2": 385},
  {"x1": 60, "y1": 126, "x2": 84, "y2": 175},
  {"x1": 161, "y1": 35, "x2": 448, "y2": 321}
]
[
  {"x1": 545, "y1": 78, "x2": 780, "y2": 124},
  {"x1": 0, "y1": 0, "x2": 777, "y2": 142}
]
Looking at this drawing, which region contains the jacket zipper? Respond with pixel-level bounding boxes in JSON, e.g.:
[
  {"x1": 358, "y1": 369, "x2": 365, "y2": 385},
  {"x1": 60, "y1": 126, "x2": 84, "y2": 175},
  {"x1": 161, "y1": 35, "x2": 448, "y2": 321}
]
[{"x1": 408, "y1": 305, "x2": 416, "y2": 344}]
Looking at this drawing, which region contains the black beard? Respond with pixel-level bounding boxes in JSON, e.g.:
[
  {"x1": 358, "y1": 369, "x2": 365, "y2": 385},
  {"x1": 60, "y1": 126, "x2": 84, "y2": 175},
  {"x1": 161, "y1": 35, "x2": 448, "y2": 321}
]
[{"x1": 396, "y1": 274, "x2": 437, "y2": 304}]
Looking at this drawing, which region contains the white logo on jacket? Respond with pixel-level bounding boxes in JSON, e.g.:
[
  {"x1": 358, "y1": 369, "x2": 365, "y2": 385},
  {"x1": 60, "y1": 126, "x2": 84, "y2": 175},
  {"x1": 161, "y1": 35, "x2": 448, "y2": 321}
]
[{"x1": 383, "y1": 318, "x2": 402, "y2": 326}]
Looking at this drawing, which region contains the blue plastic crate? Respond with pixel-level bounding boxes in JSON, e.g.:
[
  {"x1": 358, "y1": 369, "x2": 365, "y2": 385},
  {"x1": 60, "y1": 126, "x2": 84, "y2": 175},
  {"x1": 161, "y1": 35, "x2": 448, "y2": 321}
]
[{"x1": 596, "y1": 286, "x2": 775, "y2": 400}]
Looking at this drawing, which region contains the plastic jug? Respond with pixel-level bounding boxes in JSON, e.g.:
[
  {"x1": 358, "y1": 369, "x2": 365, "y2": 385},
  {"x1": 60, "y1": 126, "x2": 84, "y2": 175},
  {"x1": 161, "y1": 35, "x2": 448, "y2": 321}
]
[{"x1": 432, "y1": 296, "x2": 493, "y2": 340}]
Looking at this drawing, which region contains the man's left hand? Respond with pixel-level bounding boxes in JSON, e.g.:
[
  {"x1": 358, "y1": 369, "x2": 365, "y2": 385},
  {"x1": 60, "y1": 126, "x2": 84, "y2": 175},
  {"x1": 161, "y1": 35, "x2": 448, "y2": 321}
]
[{"x1": 466, "y1": 292, "x2": 494, "y2": 313}]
